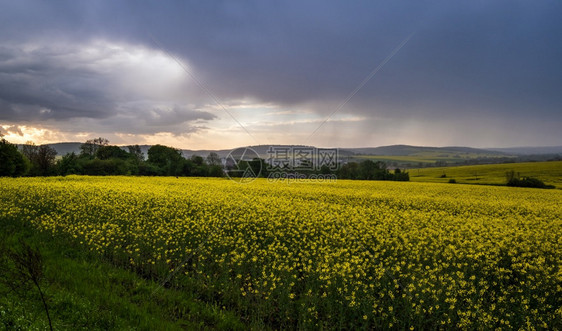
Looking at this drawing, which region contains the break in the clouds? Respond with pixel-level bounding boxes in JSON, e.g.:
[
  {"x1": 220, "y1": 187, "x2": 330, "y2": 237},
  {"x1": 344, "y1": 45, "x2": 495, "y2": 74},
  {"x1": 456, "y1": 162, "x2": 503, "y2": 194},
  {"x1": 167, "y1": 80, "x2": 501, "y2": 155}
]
[{"x1": 0, "y1": 1, "x2": 561, "y2": 149}]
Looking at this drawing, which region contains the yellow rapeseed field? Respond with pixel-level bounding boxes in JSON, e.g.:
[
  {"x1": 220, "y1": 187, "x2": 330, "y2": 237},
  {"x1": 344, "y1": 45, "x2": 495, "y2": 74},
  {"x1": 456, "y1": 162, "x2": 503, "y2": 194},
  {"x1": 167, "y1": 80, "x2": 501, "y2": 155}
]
[{"x1": 1, "y1": 176, "x2": 561, "y2": 329}]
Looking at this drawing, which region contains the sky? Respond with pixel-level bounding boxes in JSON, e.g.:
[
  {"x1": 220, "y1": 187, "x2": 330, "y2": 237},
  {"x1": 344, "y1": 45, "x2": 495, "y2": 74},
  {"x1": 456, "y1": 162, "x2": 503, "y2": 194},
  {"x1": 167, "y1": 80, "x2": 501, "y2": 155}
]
[{"x1": 0, "y1": 1, "x2": 561, "y2": 150}]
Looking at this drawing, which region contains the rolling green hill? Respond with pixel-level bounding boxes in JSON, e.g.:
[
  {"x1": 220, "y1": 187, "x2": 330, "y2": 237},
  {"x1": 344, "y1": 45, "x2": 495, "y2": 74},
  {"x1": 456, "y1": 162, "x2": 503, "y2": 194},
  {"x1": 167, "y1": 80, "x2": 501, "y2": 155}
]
[
  {"x1": 409, "y1": 160, "x2": 562, "y2": 188},
  {"x1": 350, "y1": 145, "x2": 514, "y2": 166}
]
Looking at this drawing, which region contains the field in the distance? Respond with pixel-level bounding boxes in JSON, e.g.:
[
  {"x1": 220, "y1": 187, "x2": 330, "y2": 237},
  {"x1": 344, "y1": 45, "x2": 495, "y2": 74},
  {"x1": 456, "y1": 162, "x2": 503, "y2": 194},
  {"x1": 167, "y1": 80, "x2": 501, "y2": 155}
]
[
  {"x1": 355, "y1": 153, "x2": 504, "y2": 165},
  {"x1": 409, "y1": 160, "x2": 562, "y2": 188},
  {"x1": 1, "y1": 176, "x2": 561, "y2": 329},
  {"x1": 351, "y1": 145, "x2": 514, "y2": 166}
]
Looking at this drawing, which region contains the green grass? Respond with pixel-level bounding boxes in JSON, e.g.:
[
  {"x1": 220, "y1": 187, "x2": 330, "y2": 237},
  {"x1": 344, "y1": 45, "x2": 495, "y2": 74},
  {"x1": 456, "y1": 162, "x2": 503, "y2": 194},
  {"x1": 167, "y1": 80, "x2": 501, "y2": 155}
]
[
  {"x1": 0, "y1": 218, "x2": 250, "y2": 330},
  {"x1": 355, "y1": 151, "x2": 513, "y2": 165},
  {"x1": 409, "y1": 160, "x2": 562, "y2": 188},
  {"x1": 356, "y1": 154, "x2": 456, "y2": 164}
]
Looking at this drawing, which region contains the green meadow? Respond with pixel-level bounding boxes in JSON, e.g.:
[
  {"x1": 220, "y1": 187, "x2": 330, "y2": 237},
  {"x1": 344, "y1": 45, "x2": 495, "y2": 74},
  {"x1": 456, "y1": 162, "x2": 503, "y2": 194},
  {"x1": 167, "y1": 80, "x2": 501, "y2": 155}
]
[
  {"x1": 409, "y1": 160, "x2": 562, "y2": 188},
  {"x1": 355, "y1": 151, "x2": 514, "y2": 166}
]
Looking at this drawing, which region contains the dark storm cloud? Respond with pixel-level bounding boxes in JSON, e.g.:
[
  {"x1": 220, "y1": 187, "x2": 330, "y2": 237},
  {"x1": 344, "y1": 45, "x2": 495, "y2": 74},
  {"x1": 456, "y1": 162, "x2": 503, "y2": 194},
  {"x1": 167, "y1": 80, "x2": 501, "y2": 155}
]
[
  {"x1": 0, "y1": 37, "x2": 216, "y2": 133},
  {"x1": 0, "y1": 45, "x2": 115, "y2": 121},
  {"x1": 55, "y1": 104, "x2": 215, "y2": 137},
  {"x1": 355, "y1": 1, "x2": 562, "y2": 119},
  {"x1": 101, "y1": 104, "x2": 216, "y2": 136},
  {"x1": 0, "y1": 0, "x2": 560, "y2": 144},
  {"x1": 115, "y1": 0, "x2": 562, "y2": 120}
]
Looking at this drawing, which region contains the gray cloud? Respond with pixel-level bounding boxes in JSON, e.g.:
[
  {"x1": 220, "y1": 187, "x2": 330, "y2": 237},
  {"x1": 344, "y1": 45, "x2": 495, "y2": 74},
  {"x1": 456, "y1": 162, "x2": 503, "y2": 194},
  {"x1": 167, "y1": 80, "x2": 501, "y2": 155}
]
[
  {"x1": 0, "y1": 40, "x2": 216, "y2": 135},
  {"x1": 132, "y1": 1, "x2": 562, "y2": 119},
  {"x1": 0, "y1": 0, "x2": 561, "y2": 146}
]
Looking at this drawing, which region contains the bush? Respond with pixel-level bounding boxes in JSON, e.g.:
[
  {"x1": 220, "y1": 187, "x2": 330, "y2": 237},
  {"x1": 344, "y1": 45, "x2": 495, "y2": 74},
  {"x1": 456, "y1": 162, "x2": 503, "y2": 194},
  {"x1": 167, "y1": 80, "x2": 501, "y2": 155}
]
[
  {"x1": 138, "y1": 162, "x2": 162, "y2": 176},
  {"x1": 81, "y1": 159, "x2": 128, "y2": 176},
  {"x1": 506, "y1": 171, "x2": 554, "y2": 189},
  {"x1": 448, "y1": 179, "x2": 456, "y2": 183},
  {"x1": 507, "y1": 177, "x2": 554, "y2": 189},
  {"x1": 393, "y1": 170, "x2": 410, "y2": 181}
]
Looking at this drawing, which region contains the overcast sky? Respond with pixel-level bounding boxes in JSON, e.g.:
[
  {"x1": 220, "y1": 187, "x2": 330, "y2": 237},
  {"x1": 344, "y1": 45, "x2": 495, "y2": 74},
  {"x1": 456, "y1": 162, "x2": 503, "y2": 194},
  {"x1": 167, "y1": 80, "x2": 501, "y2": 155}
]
[{"x1": 0, "y1": 1, "x2": 561, "y2": 149}]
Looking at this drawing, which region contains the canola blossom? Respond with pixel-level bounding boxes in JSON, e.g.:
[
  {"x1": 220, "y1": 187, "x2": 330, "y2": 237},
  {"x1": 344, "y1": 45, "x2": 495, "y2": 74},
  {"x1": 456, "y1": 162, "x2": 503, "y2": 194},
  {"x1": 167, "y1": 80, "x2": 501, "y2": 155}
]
[{"x1": 0, "y1": 176, "x2": 561, "y2": 329}]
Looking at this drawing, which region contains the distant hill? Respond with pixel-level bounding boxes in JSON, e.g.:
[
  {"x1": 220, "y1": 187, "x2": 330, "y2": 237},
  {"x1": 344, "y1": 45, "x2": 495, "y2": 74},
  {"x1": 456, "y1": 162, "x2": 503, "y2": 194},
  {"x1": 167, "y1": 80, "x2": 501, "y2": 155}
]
[
  {"x1": 485, "y1": 146, "x2": 562, "y2": 155},
  {"x1": 43, "y1": 143, "x2": 355, "y2": 159},
  {"x1": 40, "y1": 143, "x2": 559, "y2": 166},
  {"x1": 343, "y1": 145, "x2": 515, "y2": 166},
  {"x1": 343, "y1": 145, "x2": 507, "y2": 157},
  {"x1": 45, "y1": 142, "x2": 82, "y2": 156}
]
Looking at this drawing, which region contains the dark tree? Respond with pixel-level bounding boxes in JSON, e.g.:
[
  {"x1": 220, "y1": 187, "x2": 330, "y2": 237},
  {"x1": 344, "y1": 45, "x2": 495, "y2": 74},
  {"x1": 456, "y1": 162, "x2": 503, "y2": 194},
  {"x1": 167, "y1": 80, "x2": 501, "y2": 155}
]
[
  {"x1": 393, "y1": 168, "x2": 410, "y2": 181},
  {"x1": 35, "y1": 145, "x2": 57, "y2": 176},
  {"x1": 337, "y1": 160, "x2": 399, "y2": 181},
  {"x1": 21, "y1": 141, "x2": 39, "y2": 162},
  {"x1": 506, "y1": 170, "x2": 553, "y2": 189},
  {"x1": 81, "y1": 158, "x2": 128, "y2": 176},
  {"x1": 0, "y1": 138, "x2": 28, "y2": 177},
  {"x1": 190, "y1": 155, "x2": 205, "y2": 166},
  {"x1": 319, "y1": 164, "x2": 333, "y2": 175},
  {"x1": 80, "y1": 137, "x2": 109, "y2": 158},
  {"x1": 206, "y1": 152, "x2": 221, "y2": 166},
  {"x1": 127, "y1": 145, "x2": 144, "y2": 161},
  {"x1": 359, "y1": 160, "x2": 379, "y2": 180},
  {"x1": 147, "y1": 144, "x2": 185, "y2": 176},
  {"x1": 96, "y1": 145, "x2": 129, "y2": 160},
  {"x1": 20, "y1": 142, "x2": 57, "y2": 175},
  {"x1": 337, "y1": 162, "x2": 360, "y2": 179},
  {"x1": 208, "y1": 165, "x2": 224, "y2": 177},
  {"x1": 57, "y1": 152, "x2": 80, "y2": 175},
  {"x1": 93, "y1": 137, "x2": 109, "y2": 146}
]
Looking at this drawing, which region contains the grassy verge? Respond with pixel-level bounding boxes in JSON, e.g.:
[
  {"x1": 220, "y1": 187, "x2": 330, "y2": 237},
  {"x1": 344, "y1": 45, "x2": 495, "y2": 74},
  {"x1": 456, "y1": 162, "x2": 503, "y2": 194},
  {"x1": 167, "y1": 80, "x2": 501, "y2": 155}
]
[{"x1": 0, "y1": 218, "x2": 249, "y2": 330}]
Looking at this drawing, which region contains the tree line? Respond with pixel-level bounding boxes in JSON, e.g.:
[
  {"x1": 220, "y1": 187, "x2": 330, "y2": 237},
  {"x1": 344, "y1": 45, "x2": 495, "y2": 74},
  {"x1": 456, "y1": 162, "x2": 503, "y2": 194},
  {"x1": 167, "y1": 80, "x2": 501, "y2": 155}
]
[
  {"x1": 0, "y1": 136, "x2": 223, "y2": 177},
  {"x1": 335, "y1": 160, "x2": 409, "y2": 181},
  {"x1": 1, "y1": 136, "x2": 408, "y2": 181},
  {"x1": 228, "y1": 158, "x2": 409, "y2": 181}
]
